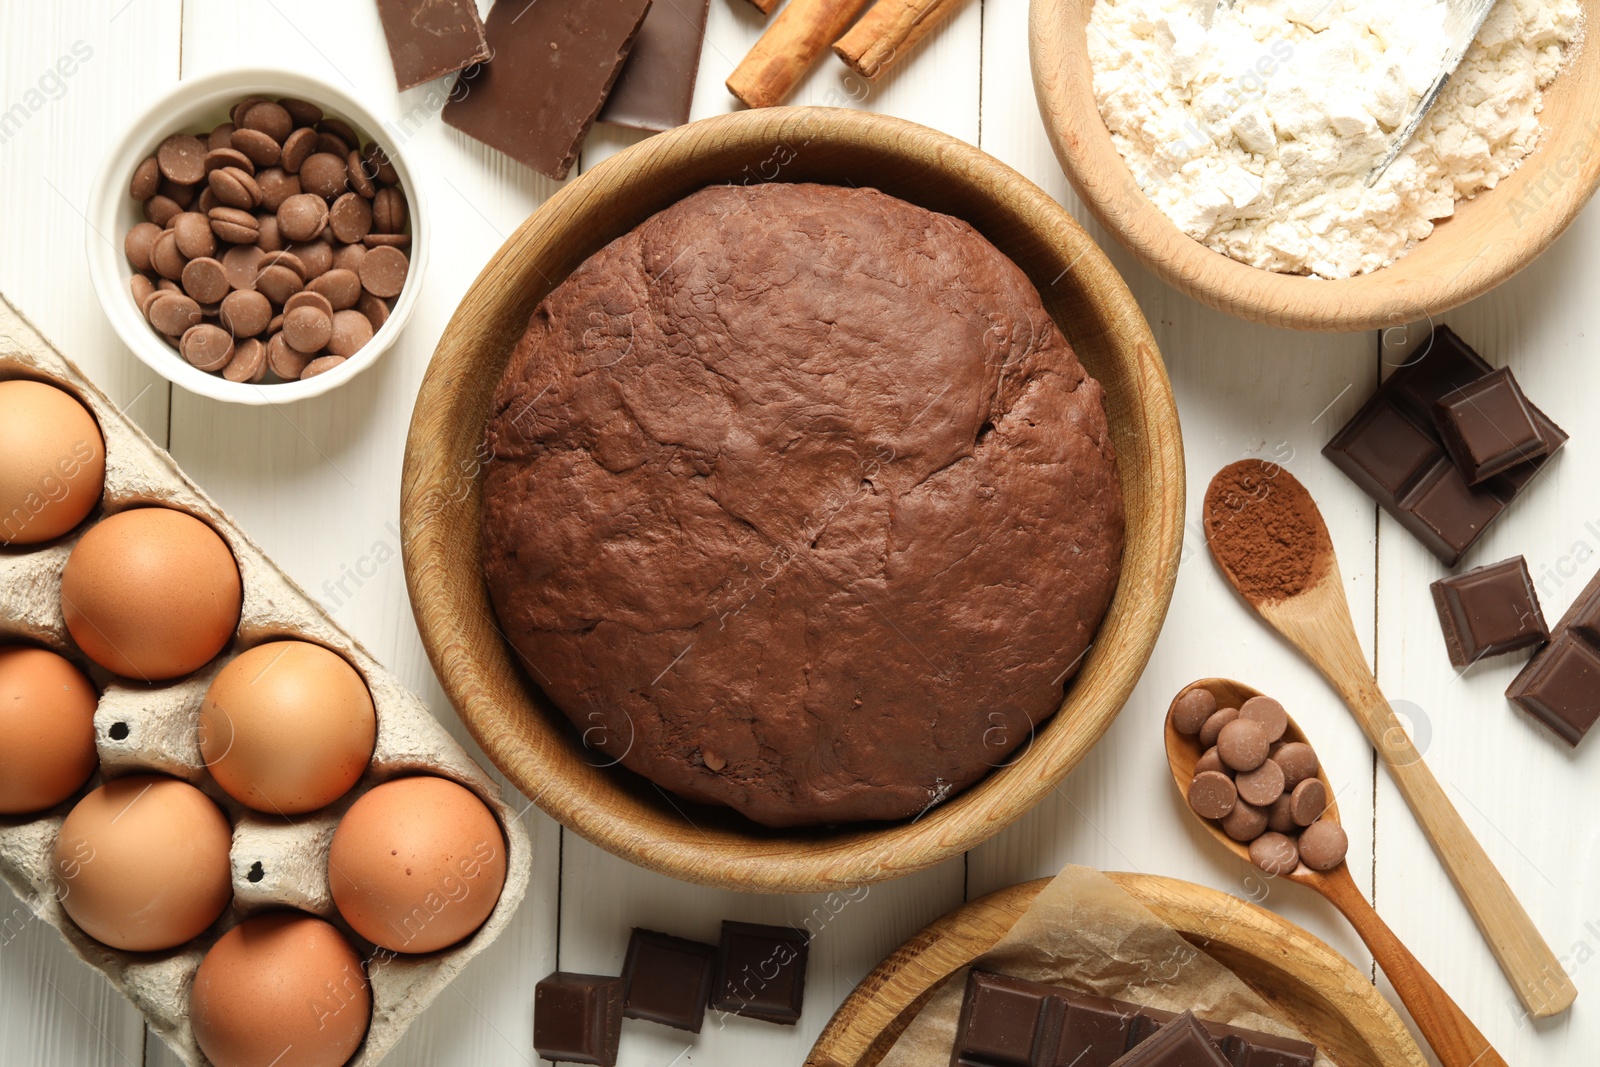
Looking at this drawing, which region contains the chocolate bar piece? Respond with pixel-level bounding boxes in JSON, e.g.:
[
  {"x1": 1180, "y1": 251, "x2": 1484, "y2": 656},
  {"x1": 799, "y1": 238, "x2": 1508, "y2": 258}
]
[
  {"x1": 622, "y1": 927, "x2": 717, "y2": 1032},
  {"x1": 1323, "y1": 326, "x2": 1566, "y2": 566},
  {"x1": 599, "y1": 0, "x2": 711, "y2": 132},
  {"x1": 1431, "y1": 556, "x2": 1549, "y2": 668},
  {"x1": 1432, "y1": 366, "x2": 1548, "y2": 484},
  {"x1": 375, "y1": 0, "x2": 491, "y2": 91},
  {"x1": 1508, "y1": 567, "x2": 1600, "y2": 744},
  {"x1": 441, "y1": 0, "x2": 654, "y2": 181},
  {"x1": 709, "y1": 921, "x2": 809, "y2": 1024},
  {"x1": 1108, "y1": 1011, "x2": 1230, "y2": 1067},
  {"x1": 533, "y1": 972, "x2": 625, "y2": 1066},
  {"x1": 953, "y1": 972, "x2": 1315, "y2": 1067}
]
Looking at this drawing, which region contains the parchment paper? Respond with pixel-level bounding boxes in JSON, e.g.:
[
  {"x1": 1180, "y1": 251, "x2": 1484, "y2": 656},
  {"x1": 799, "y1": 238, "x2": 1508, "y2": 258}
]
[{"x1": 878, "y1": 865, "x2": 1334, "y2": 1067}]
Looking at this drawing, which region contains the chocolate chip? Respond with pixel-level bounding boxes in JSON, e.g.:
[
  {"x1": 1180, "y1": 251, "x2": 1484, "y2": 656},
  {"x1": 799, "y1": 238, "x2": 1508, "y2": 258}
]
[
  {"x1": 266, "y1": 332, "x2": 311, "y2": 380},
  {"x1": 327, "y1": 309, "x2": 374, "y2": 356},
  {"x1": 144, "y1": 194, "x2": 183, "y2": 227},
  {"x1": 371, "y1": 186, "x2": 407, "y2": 234},
  {"x1": 157, "y1": 133, "x2": 207, "y2": 184},
  {"x1": 1194, "y1": 746, "x2": 1224, "y2": 777},
  {"x1": 1187, "y1": 770, "x2": 1237, "y2": 820},
  {"x1": 361, "y1": 233, "x2": 411, "y2": 249},
  {"x1": 231, "y1": 96, "x2": 271, "y2": 126},
  {"x1": 1217, "y1": 719, "x2": 1270, "y2": 772},
  {"x1": 180, "y1": 324, "x2": 235, "y2": 371},
  {"x1": 204, "y1": 147, "x2": 255, "y2": 176},
  {"x1": 197, "y1": 187, "x2": 219, "y2": 214},
  {"x1": 300, "y1": 354, "x2": 347, "y2": 379},
  {"x1": 315, "y1": 131, "x2": 352, "y2": 158},
  {"x1": 1249, "y1": 832, "x2": 1300, "y2": 875},
  {"x1": 222, "y1": 245, "x2": 266, "y2": 291},
  {"x1": 220, "y1": 289, "x2": 273, "y2": 337},
  {"x1": 131, "y1": 156, "x2": 161, "y2": 200},
  {"x1": 1239, "y1": 696, "x2": 1289, "y2": 743},
  {"x1": 208, "y1": 166, "x2": 262, "y2": 210},
  {"x1": 1198, "y1": 707, "x2": 1238, "y2": 749},
  {"x1": 1266, "y1": 793, "x2": 1297, "y2": 834},
  {"x1": 278, "y1": 193, "x2": 329, "y2": 242},
  {"x1": 332, "y1": 242, "x2": 367, "y2": 274},
  {"x1": 230, "y1": 127, "x2": 282, "y2": 168},
  {"x1": 310, "y1": 268, "x2": 361, "y2": 309},
  {"x1": 1289, "y1": 778, "x2": 1328, "y2": 827},
  {"x1": 147, "y1": 292, "x2": 202, "y2": 336},
  {"x1": 279, "y1": 97, "x2": 323, "y2": 128},
  {"x1": 329, "y1": 192, "x2": 373, "y2": 243},
  {"x1": 260, "y1": 249, "x2": 308, "y2": 281},
  {"x1": 289, "y1": 240, "x2": 334, "y2": 279},
  {"x1": 347, "y1": 150, "x2": 376, "y2": 198},
  {"x1": 172, "y1": 212, "x2": 217, "y2": 259},
  {"x1": 1272, "y1": 742, "x2": 1318, "y2": 789},
  {"x1": 223, "y1": 336, "x2": 268, "y2": 383},
  {"x1": 298, "y1": 153, "x2": 349, "y2": 199},
  {"x1": 1221, "y1": 799, "x2": 1267, "y2": 842},
  {"x1": 209, "y1": 206, "x2": 261, "y2": 244},
  {"x1": 358, "y1": 245, "x2": 408, "y2": 298},
  {"x1": 1297, "y1": 820, "x2": 1348, "y2": 871},
  {"x1": 256, "y1": 213, "x2": 284, "y2": 252},
  {"x1": 1171, "y1": 689, "x2": 1216, "y2": 736},
  {"x1": 318, "y1": 116, "x2": 360, "y2": 147},
  {"x1": 240, "y1": 100, "x2": 293, "y2": 143},
  {"x1": 181, "y1": 257, "x2": 230, "y2": 304},
  {"x1": 283, "y1": 305, "x2": 333, "y2": 353},
  {"x1": 124, "y1": 223, "x2": 162, "y2": 273},
  {"x1": 285, "y1": 290, "x2": 334, "y2": 317},
  {"x1": 150, "y1": 230, "x2": 188, "y2": 280},
  {"x1": 1235, "y1": 758, "x2": 1285, "y2": 807},
  {"x1": 281, "y1": 127, "x2": 317, "y2": 174},
  {"x1": 255, "y1": 263, "x2": 304, "y2": 305},
  {"x1": 208, "y1": 123, "x2": 235, "y2": 151},
  {"x1": 363, "y1": 142, "x2": 399, "y2": 185},
  {"x1": 131, "y1": 274, "x2": 156, "y2": 311}
]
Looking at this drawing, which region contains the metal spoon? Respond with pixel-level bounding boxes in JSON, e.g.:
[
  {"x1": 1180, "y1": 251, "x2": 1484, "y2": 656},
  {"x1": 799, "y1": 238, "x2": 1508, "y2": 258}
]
[{"x1": 1165, "y1": 677, "x2": 1507, "y2": 1067}]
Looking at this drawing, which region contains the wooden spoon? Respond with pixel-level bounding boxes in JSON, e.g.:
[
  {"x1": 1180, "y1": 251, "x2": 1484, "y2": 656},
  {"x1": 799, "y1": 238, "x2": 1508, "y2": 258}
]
[
  {"x1": 1167, "y1": 678, "x2": 1507, "y2": 1067},
  {"x1": 1202, "y1": 461, "x2": 1575, "y2": 1018}
]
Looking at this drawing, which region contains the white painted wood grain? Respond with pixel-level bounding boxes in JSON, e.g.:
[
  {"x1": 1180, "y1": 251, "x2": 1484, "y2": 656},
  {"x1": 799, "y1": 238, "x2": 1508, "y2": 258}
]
[
  {"x1": 6, "y1": 0, "x2": 1596, "y2": 1065},
  {"x1": 0, "y1": 5, "x2": 179, "y2": 1067}
]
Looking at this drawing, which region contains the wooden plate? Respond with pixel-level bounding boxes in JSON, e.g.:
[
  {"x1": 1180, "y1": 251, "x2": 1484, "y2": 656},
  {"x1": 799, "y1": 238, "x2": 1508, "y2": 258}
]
[
  {"x1": 806, "y1": 874, "x2": 1429, "y2": 1067},
  {"x1": 1030, "y1": 0, "x2": 1600, "y2": 331},
  {"x1": 401, "y1": 107, "x2": 1184, "y2": 893}
]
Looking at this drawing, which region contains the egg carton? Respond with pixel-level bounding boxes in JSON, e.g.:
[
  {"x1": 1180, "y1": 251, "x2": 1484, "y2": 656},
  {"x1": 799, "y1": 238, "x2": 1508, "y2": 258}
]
[{"x1": 0, "y1": 294, "x2": 533, "y2": 1066}]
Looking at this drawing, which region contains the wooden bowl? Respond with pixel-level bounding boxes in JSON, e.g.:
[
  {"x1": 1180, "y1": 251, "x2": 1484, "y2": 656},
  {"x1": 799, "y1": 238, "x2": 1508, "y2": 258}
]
[
  {"x1": 806, "y1": 874, "x2": 1429, "y2": 1067},
  {"x1": 400, "y1": 108, "x2": 1184, "y2": 893},
  {"x1": 1030, "y1": 0, "x2": 1600, "y2": 331}
]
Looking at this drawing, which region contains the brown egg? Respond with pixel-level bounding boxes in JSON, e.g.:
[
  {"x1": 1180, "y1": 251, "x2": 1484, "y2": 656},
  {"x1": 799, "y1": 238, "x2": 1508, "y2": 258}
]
[
  {"x1": 0, "y1": 646, "x2": 99, "y2": 814},
  {"x1": 191, "y1": 911, "x2": 370, "y2": 1067},
  {"x1": 54, "y1": 774, "x2": 232, "y2": 951},
  {"x1": 199, "y1": 641, "x2": 376, "y2": 814},
  {"x1": 60, "y1": 507, "x2": 242, "y2": 681},
  {"x1": 328, "y1": 776, "x2": 507, "y2": 954},
  {"x1": 0, "y1": 379, "x2": 106, "y2": 545}
]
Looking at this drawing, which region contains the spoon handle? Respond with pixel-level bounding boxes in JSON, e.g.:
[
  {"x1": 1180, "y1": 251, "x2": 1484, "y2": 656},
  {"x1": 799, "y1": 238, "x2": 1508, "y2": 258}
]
[
  {"x1": 1318, "y1": 871, "x2": 1508, "y2": 1067},
  {"x1": 1267, "y1": 592, "x2": 1577, "y2": 1018}
]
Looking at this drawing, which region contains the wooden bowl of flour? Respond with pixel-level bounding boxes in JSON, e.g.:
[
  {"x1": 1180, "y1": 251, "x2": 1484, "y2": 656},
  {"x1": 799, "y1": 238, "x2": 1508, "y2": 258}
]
[
  {"x1": 1031, "y1": 0, "x2": 1600, "y2": 330},
  {"x1": 401, "y1": 108, "x2": 1185, "y2": 893}
]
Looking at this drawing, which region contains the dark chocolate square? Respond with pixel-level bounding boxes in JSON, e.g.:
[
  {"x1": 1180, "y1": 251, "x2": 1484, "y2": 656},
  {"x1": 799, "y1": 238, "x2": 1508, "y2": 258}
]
[
  {"x1": 1508, "y1": 633, "x2": 1600, "y2": 745},
  {"x1": 1395, "y1": 455, "x2": 1507, "y2": 566},
  {"x1": 709, "y1": 921, "x2": 809, "y2": 1025},
  {"x1": 1046, "y1": 992, "x2": 1141, "y2": 1067},
  {"x1": 376, "y1": 0, "x2": 491, "y2": 92},
  {"x1": 1432, "y1": 367, "x2": 1547, "y2": 484},
  {"x1": 1385, "y1": 325, "x2": 1493, "y2": 424},
  {"x1": 1431, "y1": 556, "x2": 1549, "y2": 668},
  {"x1": 952, "y1": 971, "x2": 1060, "y2": 1067},
  {"x1": 1107, "y1": 1011, "x2": 1230, "y2": 1067},
  {"x1": 534, "y1": 972, "x2": 624, "y2": 1066},
  {"x1": 599, "y1": 0, "x2": 711, "y2": 132},
  {"x1": 1323, "y1": 398, "x2": 1443, "y2": 506},
  {"x1": 622, "y1": 928, "x2": 717, "y2": 1032}
]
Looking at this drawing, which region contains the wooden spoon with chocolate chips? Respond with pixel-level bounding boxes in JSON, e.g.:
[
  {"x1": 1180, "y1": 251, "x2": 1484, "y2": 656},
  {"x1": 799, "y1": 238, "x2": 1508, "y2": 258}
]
[
  {"x1": 1165, "y1": 677, "x2": 1505, "y2": 1067},
  {"x1": 1203, "y1": 460, "x2": 1574, "y2": 1019}
]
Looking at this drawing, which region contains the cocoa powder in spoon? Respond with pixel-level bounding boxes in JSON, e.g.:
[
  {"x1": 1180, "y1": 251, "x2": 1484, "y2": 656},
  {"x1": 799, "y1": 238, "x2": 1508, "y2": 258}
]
[{"x1": 1204, "y1": 459, "x2": 1331, "y2": 603}]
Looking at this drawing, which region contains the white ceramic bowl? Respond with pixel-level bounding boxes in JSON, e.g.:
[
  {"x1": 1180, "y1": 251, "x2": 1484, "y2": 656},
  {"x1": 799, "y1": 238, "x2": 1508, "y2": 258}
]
[{"x1": 86, "y1": 68, "x2": 428, "y2": 404}]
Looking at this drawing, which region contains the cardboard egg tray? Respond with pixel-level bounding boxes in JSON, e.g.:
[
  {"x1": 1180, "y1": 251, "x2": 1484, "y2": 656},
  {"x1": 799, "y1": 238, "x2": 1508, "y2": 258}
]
[{"x1": 0, "y1": 294, "x2": 532, "y2": 1066}]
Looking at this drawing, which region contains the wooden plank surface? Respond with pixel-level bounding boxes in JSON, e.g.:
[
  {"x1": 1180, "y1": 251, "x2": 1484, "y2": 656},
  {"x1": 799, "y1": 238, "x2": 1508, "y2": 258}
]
[{"x1": 3, "y1": 0, "x2": 1595, "y2": 1065}]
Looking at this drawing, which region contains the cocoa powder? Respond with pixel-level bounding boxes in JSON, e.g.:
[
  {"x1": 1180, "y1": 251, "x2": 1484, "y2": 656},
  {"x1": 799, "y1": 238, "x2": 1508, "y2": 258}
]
[{"x1": 1204, "y1": 459, "x2": 1329, "y2": 603}]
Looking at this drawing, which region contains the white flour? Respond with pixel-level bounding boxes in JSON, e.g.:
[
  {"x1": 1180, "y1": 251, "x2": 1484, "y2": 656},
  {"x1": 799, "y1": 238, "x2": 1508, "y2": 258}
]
[{"x1": 1088, "y1": 0, "x2": 1583, "y2": 277}]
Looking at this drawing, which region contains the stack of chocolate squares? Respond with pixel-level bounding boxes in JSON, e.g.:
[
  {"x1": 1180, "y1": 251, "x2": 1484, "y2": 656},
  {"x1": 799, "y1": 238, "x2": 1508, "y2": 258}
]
[
  {"x1": 374, "y1": 0, "x2": 712, "y2": 181},
  {"x1": 534, "y1": 921, "x2": 808, "y2": 1066},
  {"x1": 951, "y1": 971, "x2": 1316, "y2": 1067}
]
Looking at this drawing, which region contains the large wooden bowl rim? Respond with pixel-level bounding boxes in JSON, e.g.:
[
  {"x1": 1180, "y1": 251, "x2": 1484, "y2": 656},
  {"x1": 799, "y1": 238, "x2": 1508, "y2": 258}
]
[
  {"x1": 400, "y1": 107, "x2": 1184, "y2": 892},
  {"x1": 805, "y1": 873, "x2": 1429, "y2": 1067},
  {"x1": 1029, "y1": 0, "x2": 1600, "y2": 331}
]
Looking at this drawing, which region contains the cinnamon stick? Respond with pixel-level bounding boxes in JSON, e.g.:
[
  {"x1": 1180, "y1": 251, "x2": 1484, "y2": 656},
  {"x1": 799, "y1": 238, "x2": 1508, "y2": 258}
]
[
  {"x1": 833, "y1": 0, "x2": 967, "y2": 80},
  {"x1": 727, "y1": 0, "x2": 875, "y2": 109}
]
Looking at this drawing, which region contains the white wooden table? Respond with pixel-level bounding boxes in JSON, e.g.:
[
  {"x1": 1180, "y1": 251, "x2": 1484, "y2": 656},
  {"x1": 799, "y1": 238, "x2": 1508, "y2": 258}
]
[{"x1": 3, "y1": 2, "x2": 1595, "y2": 1065}]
